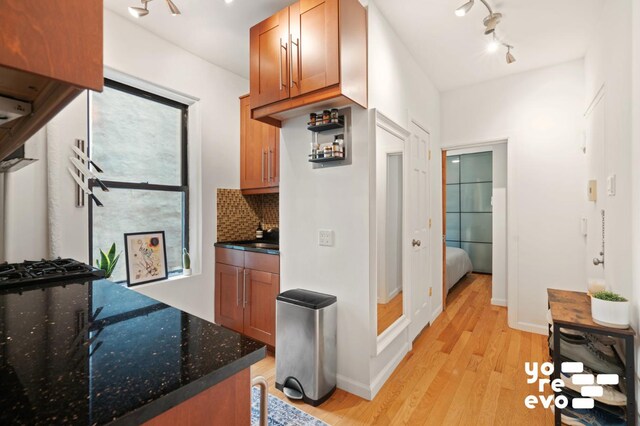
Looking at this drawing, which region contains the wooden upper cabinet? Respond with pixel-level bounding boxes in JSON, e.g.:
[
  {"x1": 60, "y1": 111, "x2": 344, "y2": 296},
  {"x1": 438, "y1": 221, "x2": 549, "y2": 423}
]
[
  {"x1": 240, "y1": 95, "x2": 280, "y2": 194},
  {"x1": 289, "y1": 0, "x2": 340, "y2": 98},
  {"x1": 250, "y1": 7, "x2": 290, "y2": 110},
  {"x1": 0, "y1": 0, "x2": 103, "y2": 159},
  {"x1": 249, "y1": 0, "x2": 366, "y2": 126}
]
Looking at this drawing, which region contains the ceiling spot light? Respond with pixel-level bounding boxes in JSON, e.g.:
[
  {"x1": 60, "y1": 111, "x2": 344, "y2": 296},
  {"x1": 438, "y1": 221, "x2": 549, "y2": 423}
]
[
  {"x1": 128, "y1": 0, "x2": 151, "y2": 18},
  {"x1": 487, "y1": 37, "x2": 499, "y2": 53},
  {"x1": 455, "y1": 0, "x2": 474, "y2": 17},
  {"x1": 225, "y1": 0, "x2": 234, "y2": 3},
  {"x1": 506, "y1": 47, "x2": 516, "y2": 64},
  {"x1": 166, "y1": 0, "x2": 180, "y2": 15}
]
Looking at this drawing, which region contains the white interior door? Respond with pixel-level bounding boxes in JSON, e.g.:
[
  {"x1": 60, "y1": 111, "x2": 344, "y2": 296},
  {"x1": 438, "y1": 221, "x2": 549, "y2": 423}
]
[
  {"x1": 585, "y1": 96, "x2": 606, "y2": 280},
  {"x1": 408, "y1": 121, "x2": 431, "y2": 340}
]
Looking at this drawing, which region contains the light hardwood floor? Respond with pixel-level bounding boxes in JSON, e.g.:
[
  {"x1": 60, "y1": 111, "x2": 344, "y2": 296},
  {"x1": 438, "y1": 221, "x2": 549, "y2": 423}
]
[
  {"x1": 377, "y1": 292, "x2": 403, "y2": 335},
  {"x1": 252, "y1": 274, "x2": 553, "y2": 425}
]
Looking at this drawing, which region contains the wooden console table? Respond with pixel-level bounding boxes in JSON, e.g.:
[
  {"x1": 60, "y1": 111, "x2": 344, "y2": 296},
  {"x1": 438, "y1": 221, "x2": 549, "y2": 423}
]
[{"x1": 548, "y1": 289, "x2": 636, "y2": 426}]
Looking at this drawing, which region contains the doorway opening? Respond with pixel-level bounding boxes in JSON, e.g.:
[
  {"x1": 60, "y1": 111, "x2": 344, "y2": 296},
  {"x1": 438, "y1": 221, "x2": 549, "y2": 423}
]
[{"x1": 441, "y1": 143, "x2": 507, "y2": 310}]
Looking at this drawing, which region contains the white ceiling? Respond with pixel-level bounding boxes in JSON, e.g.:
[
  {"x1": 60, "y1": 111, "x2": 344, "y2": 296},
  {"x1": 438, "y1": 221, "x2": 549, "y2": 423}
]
[
  {"x1": 105, "y1": 0, "x2": 605, "y2": 91},
  {"x1": 374, "y1": 0, "x2": 604, "y2": 91},
  {"x1": 104, "y1": 0, "x2": 293, "y2": 79}
]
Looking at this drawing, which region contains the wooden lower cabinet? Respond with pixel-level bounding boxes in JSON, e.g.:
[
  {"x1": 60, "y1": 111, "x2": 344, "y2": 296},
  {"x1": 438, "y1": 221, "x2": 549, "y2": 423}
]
[
  {"x1": 215, "y1": 263, "x2": 244, "y2": 334},
  {"x1": 143, "y1": 368, "x2": 250, "y2": 426},
  {"x1": 243, "y1": 269, "x2": 279, "y2": 346},
  {"x1": 215, "y1": 248, "x2": 279, "y2": 347}
]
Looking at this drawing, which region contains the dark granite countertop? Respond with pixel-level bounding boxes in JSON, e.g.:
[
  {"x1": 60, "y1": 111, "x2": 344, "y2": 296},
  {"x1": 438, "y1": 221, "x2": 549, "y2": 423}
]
[
  {"x1": 214, "y1": 240, "x2": 280, "y2": 255},
  {"x1": 0, "y1": 278, "x2": 265, "y2": 425}
]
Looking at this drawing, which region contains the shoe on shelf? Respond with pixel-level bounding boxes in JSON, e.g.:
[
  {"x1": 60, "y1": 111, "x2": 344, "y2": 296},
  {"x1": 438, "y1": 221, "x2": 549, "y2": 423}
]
[
  {"x1": 562, "y1": 369, "x2": 627, "y2": 406},
  {"x1": 556, "y1": 330, "x2": 618, "y2": 361},
  {"x1": 548, "y1": 335, "x2": 624, "y2": 376},
  {"x1": 559, "y1": 405, "x2": 625, "y2": 426}
]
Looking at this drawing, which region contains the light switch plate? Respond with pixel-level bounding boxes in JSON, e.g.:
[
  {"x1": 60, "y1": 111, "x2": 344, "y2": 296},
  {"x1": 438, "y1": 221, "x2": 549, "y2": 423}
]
[
  {"x1": 318, "y1": 229, "x2": 334, "y2": 247},
  {"x1": 588, "y1": 180, "x2": 597, "y2": 202}
]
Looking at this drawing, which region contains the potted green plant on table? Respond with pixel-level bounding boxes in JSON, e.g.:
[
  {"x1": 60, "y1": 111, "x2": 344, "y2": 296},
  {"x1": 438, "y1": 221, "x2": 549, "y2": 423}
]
[
  {"x1": 591, "y1": 290, "x2": 630, "y2": 329},
  {"x1": 96, "y1": 243, "x2": 121, "y2": 280}
]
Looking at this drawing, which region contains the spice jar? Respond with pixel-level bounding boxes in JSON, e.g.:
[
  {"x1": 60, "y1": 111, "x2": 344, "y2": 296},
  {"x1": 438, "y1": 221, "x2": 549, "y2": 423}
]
[
  {"x1": 322, "y1": 110, "x2": 331, "y2": 124},
  {"x1": 331, "y1": 109, "x2": 339, "y2": 124},
  {"x1": 324, "y1": 145, "x2": 333, "y2": 158},
  {"x1": 309, "y1": 113, "x2": 317, "y2": 126}
]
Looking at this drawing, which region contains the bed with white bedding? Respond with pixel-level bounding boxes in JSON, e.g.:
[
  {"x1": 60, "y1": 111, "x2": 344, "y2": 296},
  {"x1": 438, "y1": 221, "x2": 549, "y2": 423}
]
[{"x1": 446, "y1": 247, "x2": 473, "y2": 292}]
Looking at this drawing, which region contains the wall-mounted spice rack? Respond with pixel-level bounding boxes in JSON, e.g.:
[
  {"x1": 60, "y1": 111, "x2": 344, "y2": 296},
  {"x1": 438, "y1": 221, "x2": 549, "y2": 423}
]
[{"x1": 308, "y1": 108, "x2": 350, "y2": 168}]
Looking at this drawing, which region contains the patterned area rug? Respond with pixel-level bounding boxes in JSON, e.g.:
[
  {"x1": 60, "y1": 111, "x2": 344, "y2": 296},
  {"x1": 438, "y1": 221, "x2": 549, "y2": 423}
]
[{"x1": 251, "y1": 387, "x2": 328, "y2": 426}]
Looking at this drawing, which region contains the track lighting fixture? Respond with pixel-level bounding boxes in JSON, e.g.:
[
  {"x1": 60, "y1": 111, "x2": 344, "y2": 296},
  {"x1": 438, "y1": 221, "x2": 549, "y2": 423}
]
[
  {"x1": 128, "y1": 0, "x2": 182, "y2": 18},
  {"x1": 454, "y1": 0, "x2": 517, "y2": 64},
  {"x1": 455, "y1": 0, "x2": 474, "y2": 17},
  {"x1": 128, "y1": 0, "x2": 150, "y2": 18}
]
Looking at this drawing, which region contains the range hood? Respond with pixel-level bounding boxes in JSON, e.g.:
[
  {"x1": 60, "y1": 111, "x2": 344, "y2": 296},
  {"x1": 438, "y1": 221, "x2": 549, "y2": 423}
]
[
  {"x1": 0, "y1": 145, "x2": 37, "y2": 173},
  {"x1": 0, "y1": 95, "x2": 31, "y2": 126}
]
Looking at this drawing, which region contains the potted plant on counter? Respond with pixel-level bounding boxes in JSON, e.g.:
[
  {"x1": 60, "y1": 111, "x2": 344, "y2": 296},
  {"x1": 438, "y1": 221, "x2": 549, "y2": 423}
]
[
  {"x1": 591, "y1": 290, "x2": 630, "y2": 329},
  {"x1": 183, "y1": 248, "x2": 192, "y2": 276},
  {"x1": 96, "y1": 243, "x2": 121, "y2": 280}
]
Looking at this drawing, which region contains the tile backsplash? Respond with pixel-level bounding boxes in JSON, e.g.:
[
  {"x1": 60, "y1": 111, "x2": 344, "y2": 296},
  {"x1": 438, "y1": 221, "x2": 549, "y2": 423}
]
[{"x1": 217, "y1": 189, "x2": 279, "y2": 242}]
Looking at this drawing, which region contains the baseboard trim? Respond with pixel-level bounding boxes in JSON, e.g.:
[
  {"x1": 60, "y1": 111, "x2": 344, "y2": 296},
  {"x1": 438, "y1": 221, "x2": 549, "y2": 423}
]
[
  {"x1": 370, "y1": 341, "x2": 411, "y2": 399},
  {"x1": 336, "y1": 374, "x2": 371, "y2": 400},
  {"x1": 517, "y1": 321, "x2": 548, "y2": 335},
  {"x1": 431, "y1": 304, "x2": 443, "y2": 323},
  {"x1": 491, "y1": 298, "x2": 507, "y2": 307}
]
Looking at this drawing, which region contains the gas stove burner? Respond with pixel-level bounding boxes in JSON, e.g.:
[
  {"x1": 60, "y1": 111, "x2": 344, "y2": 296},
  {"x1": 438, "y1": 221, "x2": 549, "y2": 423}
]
[{"x1": 0, "y1": 258, "x2": 105, "y2": 288}]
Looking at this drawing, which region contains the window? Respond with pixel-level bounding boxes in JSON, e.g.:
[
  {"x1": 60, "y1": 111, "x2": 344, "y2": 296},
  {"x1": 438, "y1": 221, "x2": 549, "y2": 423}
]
[{"x1": 89, "y1": 79, "x2": 188, "y2": 283}]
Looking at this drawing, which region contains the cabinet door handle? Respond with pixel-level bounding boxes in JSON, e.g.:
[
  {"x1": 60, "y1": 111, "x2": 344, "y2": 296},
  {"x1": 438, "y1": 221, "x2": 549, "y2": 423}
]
[
  {"x1": 279, "y1": 38, "x2": 287, "y2": 90},
  {"x1": 268, "y1": 149, "x2": 272, "y2": 182},
  {"x1": 243, "y1": 269, "x2": 249, "y2": 308},
  {"x1": 261, "y1": 148, "x2": 265, "y2": 183},
  {"x1": 236, "y1": 268, "x2": 242, "y2": 306},
  {"x1": 290, "y1": 36, "x2": 299, "y2": 88},
  {"x1": 291, "y1": 37, "x2": 300, "y2": 88}
]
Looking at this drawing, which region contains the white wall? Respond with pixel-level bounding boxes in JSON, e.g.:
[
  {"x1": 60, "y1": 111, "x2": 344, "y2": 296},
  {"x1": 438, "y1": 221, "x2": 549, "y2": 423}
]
[
  {"x1": 631, "y1": 0, "x2": 640, "y2": 411},
  {"x1": 279, "y1": 1, "x2": 441, "y2": 400},
  {"x1": 442, "y1": 59, "x2": 586, "y2": 333},
  {"x1": 584, "y1": 0, "x2": 633, "y2": 302}
]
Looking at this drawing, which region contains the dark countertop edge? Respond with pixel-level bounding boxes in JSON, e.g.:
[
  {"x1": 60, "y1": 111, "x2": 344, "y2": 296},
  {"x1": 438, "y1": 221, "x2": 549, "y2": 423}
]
[
  {"x1": 108, "y1": 345, "x2": 267, "y2": 426},
  {"x1": 214, "y1": 242, "x2": 280, "y2": 255}
]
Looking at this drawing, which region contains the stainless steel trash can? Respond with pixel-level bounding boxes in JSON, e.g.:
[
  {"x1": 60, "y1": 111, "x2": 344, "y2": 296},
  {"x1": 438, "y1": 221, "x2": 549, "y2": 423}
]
[{"x1": 275, "y1": 289, "x2": 337, "y2": 406}]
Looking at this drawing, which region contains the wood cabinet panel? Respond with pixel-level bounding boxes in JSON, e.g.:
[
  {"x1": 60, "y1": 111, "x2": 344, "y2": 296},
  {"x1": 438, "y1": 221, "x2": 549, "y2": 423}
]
[
  {"x1": 215, "y1": 247, "x2": 245, "y2": 268},
  {"x1": 215, "y1": 263, "x2": 244, "y2": 333},
  {"x1": 244, "y1": 251, "x2": 280, "y2": 275},
  {"x1": 240, "y1": 96, "x2": 267, "y2": 189},
  {"x1": 143, "y1": 368, "x2": 250, "y2": 426},
  {"x1": 290, "y1": 0, "x2": 339, "y2": 97},
  {"x1": 239, "y1": 95, "x2": 280, "y2": 193},
  {"x1": 0, "y1": 0, "x2": 102, "y2": 91},
  {"x1": 249, "y1": 0, "x2": 365, "y2": 126},
  {"x1": 243, "y1": 270, "x2": 279, "y2": 347},
  {"x1": 250, "y1": 8, "x2": 290, "y2": 109},
  {"x1": 0, "y1": 0, "x2": 103, "y2": 159}
]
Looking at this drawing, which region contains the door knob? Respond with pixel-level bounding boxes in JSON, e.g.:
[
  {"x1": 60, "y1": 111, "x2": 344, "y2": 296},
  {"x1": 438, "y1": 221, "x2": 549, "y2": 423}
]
[
  {"x1": 412, "y1": 239, "x2": 421, "y2": 247},
  {"x1": 593, "y1": 251, "x2": 604, "y2": 266}
]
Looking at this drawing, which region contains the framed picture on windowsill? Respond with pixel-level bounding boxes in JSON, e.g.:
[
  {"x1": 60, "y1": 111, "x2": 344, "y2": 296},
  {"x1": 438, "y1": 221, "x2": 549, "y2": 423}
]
[{"x1": 124, "y1": 231, "x2": 169, "y2": 287}]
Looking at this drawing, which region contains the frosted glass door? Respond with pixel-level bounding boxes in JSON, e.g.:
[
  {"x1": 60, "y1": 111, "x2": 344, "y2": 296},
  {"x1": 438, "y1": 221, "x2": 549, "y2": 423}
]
[{"x1": 445, "y1": 152, "x2": 493, "y2": 273}]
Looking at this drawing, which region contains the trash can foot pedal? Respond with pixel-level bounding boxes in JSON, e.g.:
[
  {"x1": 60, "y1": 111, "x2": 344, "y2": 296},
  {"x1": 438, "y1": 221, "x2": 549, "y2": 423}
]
[{"x1": 283, "y1": 377, "x2": 304, "y2": 400}]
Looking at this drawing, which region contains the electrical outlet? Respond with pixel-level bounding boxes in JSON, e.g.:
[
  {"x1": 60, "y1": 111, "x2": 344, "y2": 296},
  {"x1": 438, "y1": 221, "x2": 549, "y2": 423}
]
[{"x1": 318, "y1": 229, "x2": 334, "y2": 247}]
